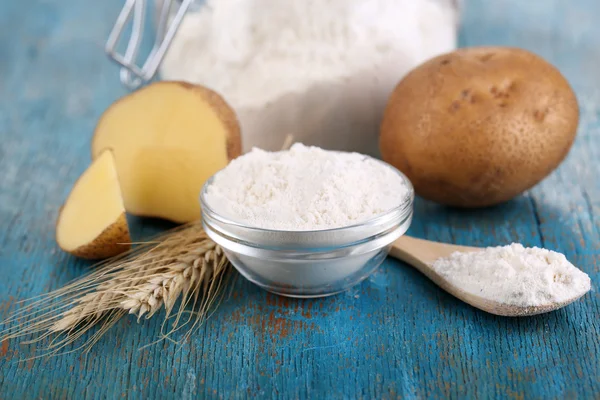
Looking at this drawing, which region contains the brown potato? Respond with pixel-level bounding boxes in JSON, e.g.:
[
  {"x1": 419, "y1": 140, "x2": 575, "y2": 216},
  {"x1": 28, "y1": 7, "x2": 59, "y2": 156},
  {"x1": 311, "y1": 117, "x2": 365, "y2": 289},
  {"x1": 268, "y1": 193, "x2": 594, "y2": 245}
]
[{"x1": 380, "y1": 46, "x2": 579, "y2": 207}]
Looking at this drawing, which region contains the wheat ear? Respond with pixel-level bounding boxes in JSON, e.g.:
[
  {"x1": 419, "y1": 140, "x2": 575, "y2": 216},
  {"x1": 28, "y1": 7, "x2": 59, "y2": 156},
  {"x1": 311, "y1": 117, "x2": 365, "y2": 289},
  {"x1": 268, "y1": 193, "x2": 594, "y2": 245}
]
[{"x1": 0, "y1": 221, "x2": 231, "y2": 355}]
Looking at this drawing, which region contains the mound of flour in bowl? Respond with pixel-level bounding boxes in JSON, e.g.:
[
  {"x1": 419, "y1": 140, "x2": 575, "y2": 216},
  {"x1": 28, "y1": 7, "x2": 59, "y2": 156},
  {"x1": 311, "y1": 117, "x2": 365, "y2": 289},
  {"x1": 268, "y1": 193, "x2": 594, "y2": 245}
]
[
  {"x1": 204, "y1": 144, "x2": 409, "y2": 230},
  {"x1": 432, "y1": 243, "x2": 591, "y2": 307}
]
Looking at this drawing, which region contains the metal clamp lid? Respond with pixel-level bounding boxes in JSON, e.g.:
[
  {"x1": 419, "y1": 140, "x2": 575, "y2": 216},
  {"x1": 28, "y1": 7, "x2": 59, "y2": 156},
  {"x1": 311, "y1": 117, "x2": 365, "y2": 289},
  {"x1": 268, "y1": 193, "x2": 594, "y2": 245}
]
[{"x1": 105, "y1": 0, "x2": 193, "y2": 89}]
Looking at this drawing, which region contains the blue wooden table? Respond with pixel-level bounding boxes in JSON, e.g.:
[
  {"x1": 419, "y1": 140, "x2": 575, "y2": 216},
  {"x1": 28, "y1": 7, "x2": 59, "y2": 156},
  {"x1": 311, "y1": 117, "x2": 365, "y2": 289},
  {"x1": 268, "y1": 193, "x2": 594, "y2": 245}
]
[{"x1": 1, "y1": 1, "x2": 599, "y2": 398}]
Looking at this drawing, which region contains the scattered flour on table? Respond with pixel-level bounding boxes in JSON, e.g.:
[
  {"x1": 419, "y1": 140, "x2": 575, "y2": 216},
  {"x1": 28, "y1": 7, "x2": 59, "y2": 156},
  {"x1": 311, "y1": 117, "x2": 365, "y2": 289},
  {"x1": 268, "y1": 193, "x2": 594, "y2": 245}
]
[
  {"x1": 204, "y1": 144, "x2": 409, "y2": 230},
  {"x1": 432, "y1": 243, "x2": 591, "y2": 307}
]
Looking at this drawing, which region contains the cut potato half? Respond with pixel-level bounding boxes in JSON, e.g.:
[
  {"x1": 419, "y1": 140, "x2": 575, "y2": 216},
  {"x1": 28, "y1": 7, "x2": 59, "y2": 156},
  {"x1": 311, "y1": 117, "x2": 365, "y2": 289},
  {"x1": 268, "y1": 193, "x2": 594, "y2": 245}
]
[
  {"x1": 91, "y1": 81, "x2": 242, "y2": 223},
  {"x1": 56, "y1": 150, "x2": 131, "y2": 259}
]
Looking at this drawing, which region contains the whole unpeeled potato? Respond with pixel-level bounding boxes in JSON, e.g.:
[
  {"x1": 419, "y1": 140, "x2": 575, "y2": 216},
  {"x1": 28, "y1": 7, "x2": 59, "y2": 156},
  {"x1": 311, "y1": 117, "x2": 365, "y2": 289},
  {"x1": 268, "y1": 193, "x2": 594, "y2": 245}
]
[{"x1": 380, "y1": 47, "x2": 578, "y2": 207}]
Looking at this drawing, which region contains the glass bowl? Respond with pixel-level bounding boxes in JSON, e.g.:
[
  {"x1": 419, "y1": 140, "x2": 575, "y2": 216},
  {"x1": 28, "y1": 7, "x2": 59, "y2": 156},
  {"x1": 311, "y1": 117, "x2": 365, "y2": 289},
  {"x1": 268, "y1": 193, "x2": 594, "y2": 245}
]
[{"x1": 199, "y1": 161, "x2": 414, "y2": 298}]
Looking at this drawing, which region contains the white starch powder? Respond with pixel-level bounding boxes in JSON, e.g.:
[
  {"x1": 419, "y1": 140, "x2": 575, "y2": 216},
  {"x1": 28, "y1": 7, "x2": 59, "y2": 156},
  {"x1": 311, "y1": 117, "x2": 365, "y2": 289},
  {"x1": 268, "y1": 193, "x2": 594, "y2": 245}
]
[
  {"x1": 160, "y1": 0, "x2": 460, "y2": 156},
  {"x1": 432, "y1": 243, "x2": 591, "y2": 307},
  {"x1": 204, "y1": 144, "x2": 409, "y2": 230}
]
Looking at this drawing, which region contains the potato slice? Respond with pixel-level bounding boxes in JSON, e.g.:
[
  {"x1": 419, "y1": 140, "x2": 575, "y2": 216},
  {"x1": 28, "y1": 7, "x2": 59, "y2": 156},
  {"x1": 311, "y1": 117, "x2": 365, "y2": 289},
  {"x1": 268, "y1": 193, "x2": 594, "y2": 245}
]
[
  {"x1": 56, "y1": 150, "x2": 130, "y2": 259},
  {"x1": 91, "y1": 81, "x2": 242, "y2": 223}
]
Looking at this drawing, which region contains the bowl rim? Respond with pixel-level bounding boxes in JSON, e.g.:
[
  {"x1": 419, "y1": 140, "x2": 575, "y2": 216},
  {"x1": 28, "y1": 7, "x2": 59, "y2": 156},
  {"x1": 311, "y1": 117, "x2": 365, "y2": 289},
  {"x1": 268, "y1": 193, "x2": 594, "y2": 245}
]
[{"x1": 199, "y1": 154, "x2": 414, "y2": 236}]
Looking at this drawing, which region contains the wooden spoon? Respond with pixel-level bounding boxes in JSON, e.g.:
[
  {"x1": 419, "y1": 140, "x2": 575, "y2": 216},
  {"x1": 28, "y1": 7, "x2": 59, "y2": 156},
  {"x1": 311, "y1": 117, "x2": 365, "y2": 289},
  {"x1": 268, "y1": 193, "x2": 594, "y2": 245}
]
[{"x1": 389, "y1": 235, "x2": 588, "y2": 317}]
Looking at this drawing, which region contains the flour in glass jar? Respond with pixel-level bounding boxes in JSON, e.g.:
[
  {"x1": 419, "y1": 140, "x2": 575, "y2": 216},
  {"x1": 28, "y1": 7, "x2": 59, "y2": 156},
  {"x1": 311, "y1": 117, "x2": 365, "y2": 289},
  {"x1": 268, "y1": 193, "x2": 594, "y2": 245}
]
[
  {"x1": 159, "y1": 0, "x2": 461, "y2": 155},
  {"x1": 432, "y1": 243, "x2": 591, "y2": 307}
]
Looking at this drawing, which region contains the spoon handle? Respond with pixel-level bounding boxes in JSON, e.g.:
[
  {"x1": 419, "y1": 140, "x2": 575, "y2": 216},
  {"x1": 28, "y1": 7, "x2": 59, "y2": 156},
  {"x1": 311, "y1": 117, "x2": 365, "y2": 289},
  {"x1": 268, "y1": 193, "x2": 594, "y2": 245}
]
[
  {"x1": 388, "y1": 236, "x2": 497, "y2": 308},
  {"x1": 389, "y1": 236, "x2": 442, "y2": 279},
  {"x1": 390, "y1": 235, "x2": 477, "y2": 267}
]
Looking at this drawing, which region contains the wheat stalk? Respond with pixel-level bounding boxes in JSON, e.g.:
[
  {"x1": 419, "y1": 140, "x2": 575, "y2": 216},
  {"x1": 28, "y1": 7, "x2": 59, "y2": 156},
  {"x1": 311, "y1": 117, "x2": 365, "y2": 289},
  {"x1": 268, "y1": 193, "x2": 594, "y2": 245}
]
[{"x1": 0, "y1": 221, "x2": 232, "y2": 355}]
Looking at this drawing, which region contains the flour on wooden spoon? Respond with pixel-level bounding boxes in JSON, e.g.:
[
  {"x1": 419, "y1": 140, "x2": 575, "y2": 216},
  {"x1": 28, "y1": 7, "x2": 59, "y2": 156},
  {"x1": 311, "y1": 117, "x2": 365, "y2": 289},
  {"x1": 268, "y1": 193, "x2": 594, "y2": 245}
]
[{"x1": 432, "y1": 243, "x2": 591, "y2": 307}]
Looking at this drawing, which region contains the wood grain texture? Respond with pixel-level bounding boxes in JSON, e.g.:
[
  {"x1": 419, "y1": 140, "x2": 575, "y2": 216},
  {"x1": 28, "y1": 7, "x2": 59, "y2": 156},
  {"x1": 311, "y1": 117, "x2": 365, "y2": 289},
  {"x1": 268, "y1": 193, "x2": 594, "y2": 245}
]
[{"x1": 0, "y1": 0, "x2": 598, "y2": 399}]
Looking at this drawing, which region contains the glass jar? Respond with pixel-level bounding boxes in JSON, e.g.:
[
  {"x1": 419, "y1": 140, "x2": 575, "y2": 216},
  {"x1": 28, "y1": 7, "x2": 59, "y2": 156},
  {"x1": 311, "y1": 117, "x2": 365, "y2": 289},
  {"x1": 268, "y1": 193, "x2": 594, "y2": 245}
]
[{"x1": 107, "y1": 0, "x2": 461, "y2": 156}]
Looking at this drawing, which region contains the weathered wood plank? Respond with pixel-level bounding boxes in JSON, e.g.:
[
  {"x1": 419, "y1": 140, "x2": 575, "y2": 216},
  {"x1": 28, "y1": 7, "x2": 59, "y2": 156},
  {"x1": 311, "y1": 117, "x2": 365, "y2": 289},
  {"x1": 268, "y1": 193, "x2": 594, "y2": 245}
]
[{"x1": 0, "y1": 0, "x2": 598, "y2": 399}]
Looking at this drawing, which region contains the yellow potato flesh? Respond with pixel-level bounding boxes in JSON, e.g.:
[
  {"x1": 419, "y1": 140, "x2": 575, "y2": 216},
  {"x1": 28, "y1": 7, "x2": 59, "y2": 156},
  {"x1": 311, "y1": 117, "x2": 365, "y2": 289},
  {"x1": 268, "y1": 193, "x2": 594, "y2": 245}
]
[
  {"x1": 57, "y1": 151, "x2": 125, "y2": 252},
  {"x1": 92, "y1": 83, "x2": 234, "y2": 223}
]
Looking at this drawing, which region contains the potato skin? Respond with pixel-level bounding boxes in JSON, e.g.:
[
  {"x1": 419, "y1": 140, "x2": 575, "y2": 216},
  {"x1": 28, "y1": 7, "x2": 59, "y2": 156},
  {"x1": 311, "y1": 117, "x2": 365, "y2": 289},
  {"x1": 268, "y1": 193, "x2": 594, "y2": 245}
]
[
  {"x1": 380, "y1": 46, "x2": 579, "y2": 207},
  {"x1": 178, "y1": 81, "x2": 243, "y2": 161},
  {"x1": 63, "y1": 213, "x2": 131, "y2": 260}
]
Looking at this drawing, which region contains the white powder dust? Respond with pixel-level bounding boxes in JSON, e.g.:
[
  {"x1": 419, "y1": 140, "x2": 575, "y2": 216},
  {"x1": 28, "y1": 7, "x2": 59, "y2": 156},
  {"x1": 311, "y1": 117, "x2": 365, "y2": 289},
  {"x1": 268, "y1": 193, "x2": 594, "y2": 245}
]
[
  {"x1": 432, "y1": 243, "x2": 591, "y2": 307},
  {"x1": 204, "y1": 144, "x2": 409, "y2": 230}
]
